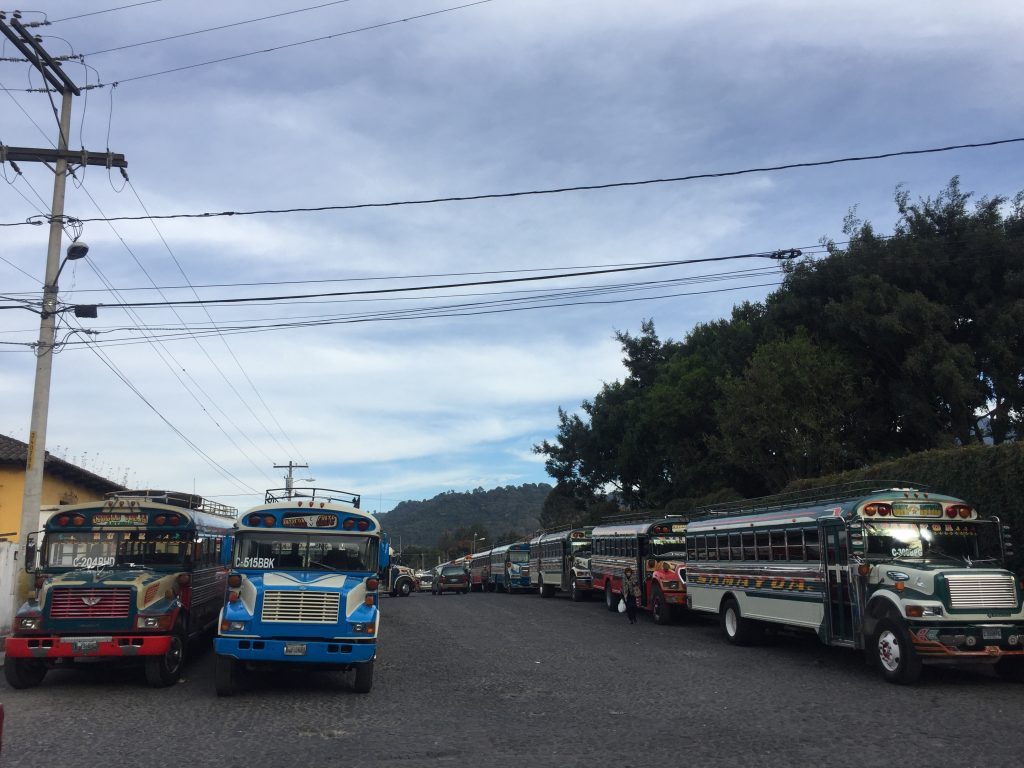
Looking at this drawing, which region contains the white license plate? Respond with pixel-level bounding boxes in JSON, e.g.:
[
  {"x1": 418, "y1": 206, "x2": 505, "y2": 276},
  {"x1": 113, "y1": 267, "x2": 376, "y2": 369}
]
[
  {"x1": 283, "y1": 643, "x2": 307, "y2": 656},
  {"x1": 72, "y1": 639, "x2": 100, "y2": 653},
  {"x1": 982, "y1": 627, "x2": 1002, "y2": 640}
]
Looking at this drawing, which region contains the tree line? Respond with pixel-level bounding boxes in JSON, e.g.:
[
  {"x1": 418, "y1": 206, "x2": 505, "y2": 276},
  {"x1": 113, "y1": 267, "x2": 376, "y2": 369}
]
[{"x1": 535, "y1": 179, "x2": 1024, "y2": 528}]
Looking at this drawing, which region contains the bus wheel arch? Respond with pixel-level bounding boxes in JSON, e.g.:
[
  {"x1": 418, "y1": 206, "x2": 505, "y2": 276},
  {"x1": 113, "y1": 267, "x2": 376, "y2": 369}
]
[
  {"x1": 719, "y1": 595, "x2": 761, "y2": 646},
  {"x1": 871, "y1": 616, "x2": 922, "y2": 684},
  {"x1": 651, "y1": 584, "x2": 672, "y2": 625},
  {"x1": 604, "y1": 581, "x2": 617, "y2": 612},
  {"x1": 864, "y1": 595, "x2": 901, "y2": 639},
  {"x1": 145, "y1": 621, "x2": 186, "y2": 687}
]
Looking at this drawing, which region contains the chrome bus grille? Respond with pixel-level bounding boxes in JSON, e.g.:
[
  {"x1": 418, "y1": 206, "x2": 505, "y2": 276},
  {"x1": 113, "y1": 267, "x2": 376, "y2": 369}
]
[
  {"x1": 261, "y1": 591, "x2": 340, "y2": 623},
  {"x1": 49, "y1": 587, "x2": 132, "y2": 619},
  {"x1": 945, "y1": 574, "x2": 1018, "y2": 610}
]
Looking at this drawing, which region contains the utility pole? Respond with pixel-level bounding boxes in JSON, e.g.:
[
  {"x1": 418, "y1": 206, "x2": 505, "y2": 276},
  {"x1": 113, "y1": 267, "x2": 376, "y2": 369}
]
[
  {"x1": 1, "y1": 12, "x2": 128, "y2": 606},
  {"x1": 274, "y1": 461, "x2": 309, "y2": 497}
]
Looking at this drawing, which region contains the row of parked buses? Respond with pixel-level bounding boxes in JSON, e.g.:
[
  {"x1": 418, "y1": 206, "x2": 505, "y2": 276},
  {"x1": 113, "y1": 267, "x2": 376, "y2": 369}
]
[
  {"x1": 436, "y1": 482, "x2": 1024, "y2": 685},
  {"x1": 6, "y1": 487, "x2": 388, "y2": 694}
]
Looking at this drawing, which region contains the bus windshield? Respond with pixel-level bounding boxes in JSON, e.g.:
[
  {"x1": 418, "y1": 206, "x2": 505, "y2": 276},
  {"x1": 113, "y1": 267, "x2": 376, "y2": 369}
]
[
  {"x1": 234, "y1": 532, "x2": 378, "y2": 572},
  {"x1": 865, "y1": 521, "x2": 1002, "y2": 563},
  {"x1": 650, "y1": 536, "x2": 687, "y2": 559},
  {"x1": 45, "y1": 531, "x2": 190, "y2": 569},
  {"x1": 508, "y1": 551, "x2": 530, "y2": 564},
  {"x1": 570, "y1": 541, "x2": 591, "y2": 559}
]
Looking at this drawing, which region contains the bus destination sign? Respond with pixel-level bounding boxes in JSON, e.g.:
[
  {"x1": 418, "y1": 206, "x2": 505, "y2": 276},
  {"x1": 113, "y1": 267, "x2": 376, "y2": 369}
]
[
  {"x1": 92, "y1": 513, "x2": 149, "y2": 526},
  {"x1": 282, "y1": 514, "x2": 339, "y2": 529}
]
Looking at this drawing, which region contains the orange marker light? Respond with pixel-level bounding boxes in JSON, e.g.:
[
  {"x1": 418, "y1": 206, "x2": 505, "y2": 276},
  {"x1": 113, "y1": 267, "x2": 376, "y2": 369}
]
[
  {"x1": 364, "y1": 594, "x2": 374, "y2": 607},
  {"x1": 895, "y1": 581, "x2": 906, "y2": 592}
]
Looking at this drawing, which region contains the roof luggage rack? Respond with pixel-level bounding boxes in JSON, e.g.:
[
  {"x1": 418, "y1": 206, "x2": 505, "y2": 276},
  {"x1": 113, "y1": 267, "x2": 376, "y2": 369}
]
[
  {"x1": 105, "y1": 489, "x2": 237, "y2": 518},
  {"x1": 264, "y1": 487, "x2": 361, "y2": 508},
  {"x1": 694, "y1": 480, "x2": 929, "y2": 518}
]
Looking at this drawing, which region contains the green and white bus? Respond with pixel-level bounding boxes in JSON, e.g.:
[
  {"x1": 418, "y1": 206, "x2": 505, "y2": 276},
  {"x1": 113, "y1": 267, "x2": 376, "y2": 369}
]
[{"x1": 685, "y1": 482, "x2": 1024, "y2": 684}]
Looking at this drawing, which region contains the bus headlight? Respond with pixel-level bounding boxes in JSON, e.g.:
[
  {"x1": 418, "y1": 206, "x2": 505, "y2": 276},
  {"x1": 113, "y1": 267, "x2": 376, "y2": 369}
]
[
  {"x1": 664, "y1": 581, "x2": 680, "y2": 590},
  {"x1": 220, "y1": 621, "x2": 247, "y2": 633},
  {"x1": 136, "y1": 615, "x2": 174, "y2": 630},
  {"x1": 15, "y1": 616, "x2": 42, "y2": 631}
]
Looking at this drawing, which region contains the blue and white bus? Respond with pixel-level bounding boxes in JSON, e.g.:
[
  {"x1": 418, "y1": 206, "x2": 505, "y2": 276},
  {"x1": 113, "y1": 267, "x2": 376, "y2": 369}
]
[
  {"x1": 488, "y1": 542, "x2": 531, "y2": 593},
  {"x1": 214, "y1": 488, "x2": 388, "y2": 695}
]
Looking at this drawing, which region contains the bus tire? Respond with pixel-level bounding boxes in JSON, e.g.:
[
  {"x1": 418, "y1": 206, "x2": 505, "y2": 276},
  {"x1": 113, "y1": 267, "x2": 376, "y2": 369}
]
[
  {"x1": 214, "y1": 655, "x2": 237, "y2": 697},
  {"x1": 570, "y1": 578, "x2": 584, "y2": 602},
  {"x1": 871, "y1": 617, "x2": 922, "y2": 684},
  {"x1": 720, "y1": 598, "x2": 758, "y2": 646},
  {"x1": 651, "y1": 586, "x2": 672, "y2": 625},
  {"x1": 353, "y1": 659, "x2": 374, "y2": 694},
  {"x1": 398, "y1": 580, "x2": 412, "y2": 597},
  {"x1": 995, "y1": 657, "x2": 1024, "y2": 682},
  {"x1": 145, "y1": 628, "x2": 186, "y2": 687},
  {"x1": 540, "y1": 578, "x2": 555, "y2": 598},
  {"x1": 3, "y1": 658, "x2": 47, "y2": 689},
  {"x1": 605, "y1": 583, "x2": 617, "y2": 612}
]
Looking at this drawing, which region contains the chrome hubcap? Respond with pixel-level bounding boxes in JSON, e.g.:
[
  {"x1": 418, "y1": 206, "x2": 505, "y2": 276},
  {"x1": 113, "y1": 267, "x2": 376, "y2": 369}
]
[
  {"x1": 725, "y1": 608, "x2": 738, "y2": 636},
  {"x1": 878, "y1": 630, "x2": 901, "y2": 672}
]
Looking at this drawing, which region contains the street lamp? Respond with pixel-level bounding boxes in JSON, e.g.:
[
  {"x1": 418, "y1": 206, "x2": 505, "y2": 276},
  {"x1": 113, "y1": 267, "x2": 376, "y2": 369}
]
[
  {"x1": 16, "y1": 238, "x2": 89, "y2": 603},
  {"x1": 472, "y1": 534, "x2": 486, "y2": 554}
]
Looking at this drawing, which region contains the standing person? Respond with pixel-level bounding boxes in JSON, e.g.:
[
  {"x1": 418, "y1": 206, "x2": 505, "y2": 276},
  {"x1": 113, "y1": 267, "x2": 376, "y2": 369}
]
[{"x1": 621, "y1": 566, "x2": 641, "y2": 624}]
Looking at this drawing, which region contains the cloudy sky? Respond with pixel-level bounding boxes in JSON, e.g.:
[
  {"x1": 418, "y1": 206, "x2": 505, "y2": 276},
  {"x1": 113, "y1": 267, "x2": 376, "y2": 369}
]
[{"x1": 2, "y1": 0, "x2": 1022, "y2": 515}]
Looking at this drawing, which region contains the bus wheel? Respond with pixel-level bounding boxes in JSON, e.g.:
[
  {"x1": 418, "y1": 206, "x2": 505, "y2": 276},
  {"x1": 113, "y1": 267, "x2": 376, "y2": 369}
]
[
  {"x1": 995, "y1": 658, "x2": 1024, "y2": 682},
  {"x1": 214, "y1": 655, "x2": 237, "y2": 697},
  {"x1": 145, "y1": 629, "x2": 185, "y2": 687},
  {"x1": 605, "y1": 583, "x2": 617, "y2": 612},
  {"x1": 570, "y1": 578, "x2": 582, "y2": 602},
  {"x1": 3, "y1": 658, "x2": 47, "y2": 689},
  {"x1": 398, "y1": 581, "x2": 412, "y2": 597},
  {"x1": 353, "y1": 659, "x2": 374, "y2": 694},
  {"x1": 651, "y1": 587, "x2": 672, "y2": 625},
  {"x1": 871, "y1": 617, "x2": 922, "y2": 684},
  {"x1": 540, "y1": 578, "x2": 555, "y2": 598},
  {"x1": 720, "y1": 598, "x2": 759, "y2": 646}
]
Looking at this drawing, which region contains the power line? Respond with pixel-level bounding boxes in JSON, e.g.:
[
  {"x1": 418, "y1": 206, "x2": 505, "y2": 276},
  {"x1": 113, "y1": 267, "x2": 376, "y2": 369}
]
[
  {"x1": 86, "y1": 250, "x2": 799, "y2": 310},
  {"x1": 83, "y1": 0, "x2": 359, "y2": 56},
  {"x1": 88, "y1": 0, "x2": 496, "y2": 86},
  {"x1": 4, "y1": 137, "x2": 1021, "y2": 229},
  {"x1": 50, "y1": 1, "x2": 164, "y2": 24}
]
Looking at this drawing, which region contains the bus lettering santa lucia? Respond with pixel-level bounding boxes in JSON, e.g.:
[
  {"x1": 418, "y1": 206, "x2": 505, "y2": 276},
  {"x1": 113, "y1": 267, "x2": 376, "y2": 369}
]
[
  {"x1": 685, "y1": 481, "x2": 1024, "y2": 684},
  {"x1": 5, "y1": 490, "x2": 236, "y2": 689},
  {"x1": 590, "y1": 518, "x2": 688, "y2": 624},
  {"x1": 213, "y1": 487, "x2": 388, "y2": 695}
]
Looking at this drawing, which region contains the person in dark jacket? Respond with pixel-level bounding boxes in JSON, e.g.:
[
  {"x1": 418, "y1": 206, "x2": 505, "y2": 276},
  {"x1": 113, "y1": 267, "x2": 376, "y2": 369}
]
[{"x1": 621, "y1": 566, "x2": 641, "y2": 624}]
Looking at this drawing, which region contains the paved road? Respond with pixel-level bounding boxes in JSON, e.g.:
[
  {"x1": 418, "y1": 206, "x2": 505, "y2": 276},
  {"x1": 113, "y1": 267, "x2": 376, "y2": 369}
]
[{"x1": 2, "y1": 590, "x2": 1023, "y2": 767}]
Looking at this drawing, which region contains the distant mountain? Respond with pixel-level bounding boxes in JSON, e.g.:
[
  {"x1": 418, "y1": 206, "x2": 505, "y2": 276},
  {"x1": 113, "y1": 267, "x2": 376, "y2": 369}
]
[{"x1": 377, "y1": 483, "x2": 552, "y2": 548}]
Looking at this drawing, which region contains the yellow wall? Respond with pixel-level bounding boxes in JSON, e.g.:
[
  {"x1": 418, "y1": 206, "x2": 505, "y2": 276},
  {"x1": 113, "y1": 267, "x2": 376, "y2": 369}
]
[{"x1": 0, "y1": 467, "x2": 110, "y2": 538}]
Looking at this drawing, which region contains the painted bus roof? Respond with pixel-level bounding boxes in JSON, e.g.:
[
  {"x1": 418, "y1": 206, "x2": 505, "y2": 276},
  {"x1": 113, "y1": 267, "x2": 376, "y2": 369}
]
[
  {"x1": 591, "y1": 518, "x2": 688, "y2": 538},
  {"x1": 687, "y1": 489, "x2": 968, "y2": 532},
  {"x1": 529, "y1": 527, "x2": 593, "y2": 545},
  {"x1": 45, "y1": 500, "x2": 236, "y2": 533}
]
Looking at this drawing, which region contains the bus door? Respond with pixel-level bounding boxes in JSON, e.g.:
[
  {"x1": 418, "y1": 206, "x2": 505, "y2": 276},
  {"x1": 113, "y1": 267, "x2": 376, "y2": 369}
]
[{"x1": 820, "y1": 519, "x2": 858, "y2": 646}]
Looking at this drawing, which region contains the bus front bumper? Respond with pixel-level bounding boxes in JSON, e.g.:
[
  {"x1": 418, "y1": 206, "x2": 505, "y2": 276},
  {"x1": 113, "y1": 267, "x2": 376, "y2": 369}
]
[
  {"x1": 909, "y1": 623, "x2": 1024, "y2": 662},
  {"x1": 215, "y1": 637, "x2": 376, "y2": 664},
  {"x1": 4, "y1": 634, "x2": 172, "y2": 659}
]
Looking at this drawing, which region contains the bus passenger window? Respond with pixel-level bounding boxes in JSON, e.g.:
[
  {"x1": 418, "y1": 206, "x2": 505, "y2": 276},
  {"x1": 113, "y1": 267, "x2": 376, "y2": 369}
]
[
  {"x1": 804, "y1": 529, "x2": 821, "y2": 561},
  {"x1": 741, "y1": 532, "x2": 755, "y2": 560},
  {"x1": 786, "y1": 529, "x2": 805, "y2": 561},
  {"x1": 706, "y1": 536, "x2": 718, "y2": 560},
  {"x1": 729, "y1": 533, "x2": 741, "y2": 561},
  {"x1": 756, "y1": 531, "x2": 771, "y2": 560},
  {"x1": 770, "y1": 530, "x2": 787, "y2": 561}
]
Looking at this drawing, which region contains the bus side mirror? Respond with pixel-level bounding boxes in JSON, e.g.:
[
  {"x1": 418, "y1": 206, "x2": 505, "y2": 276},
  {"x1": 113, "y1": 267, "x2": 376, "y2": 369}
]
[
  {"x1": 24, "y1": 532, "x2": 37, "y2": 574},
  {"x1": 379, "y1": 536, "x2": 390, "y2": 570}
]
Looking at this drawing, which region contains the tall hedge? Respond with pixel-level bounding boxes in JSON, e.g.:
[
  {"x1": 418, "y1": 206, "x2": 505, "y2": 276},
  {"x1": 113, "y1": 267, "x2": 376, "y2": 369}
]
[{"x1": 786, "y1": 443, "x2": 1024, "y2": 574}]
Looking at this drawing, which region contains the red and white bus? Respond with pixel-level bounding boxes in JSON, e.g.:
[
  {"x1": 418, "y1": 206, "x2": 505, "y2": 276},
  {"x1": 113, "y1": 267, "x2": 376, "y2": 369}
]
[{"x1": 590, "y1": 518, "x2": 688, "y2": 624}]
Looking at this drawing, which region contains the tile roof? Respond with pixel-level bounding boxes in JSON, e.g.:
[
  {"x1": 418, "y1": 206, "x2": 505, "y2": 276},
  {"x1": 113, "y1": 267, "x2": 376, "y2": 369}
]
[{"x1": 0, "y1": 433, "x2": 125, "y2": 493}]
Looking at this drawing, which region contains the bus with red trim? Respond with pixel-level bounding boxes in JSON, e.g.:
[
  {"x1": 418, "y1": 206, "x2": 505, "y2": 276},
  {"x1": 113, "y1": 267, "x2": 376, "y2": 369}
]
[
  {"x1": 5, "y1": 490, "x2": 235, "y2": 689},
  {"x1": 469, "y1": 549, "x2": 492, "y2": 591},
  {"x1": 590, "y1": 518, "x2": 688, "y2": 624},
  {"x1": 214, "y1": 488, "x2": 388, "y2": 695}
]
